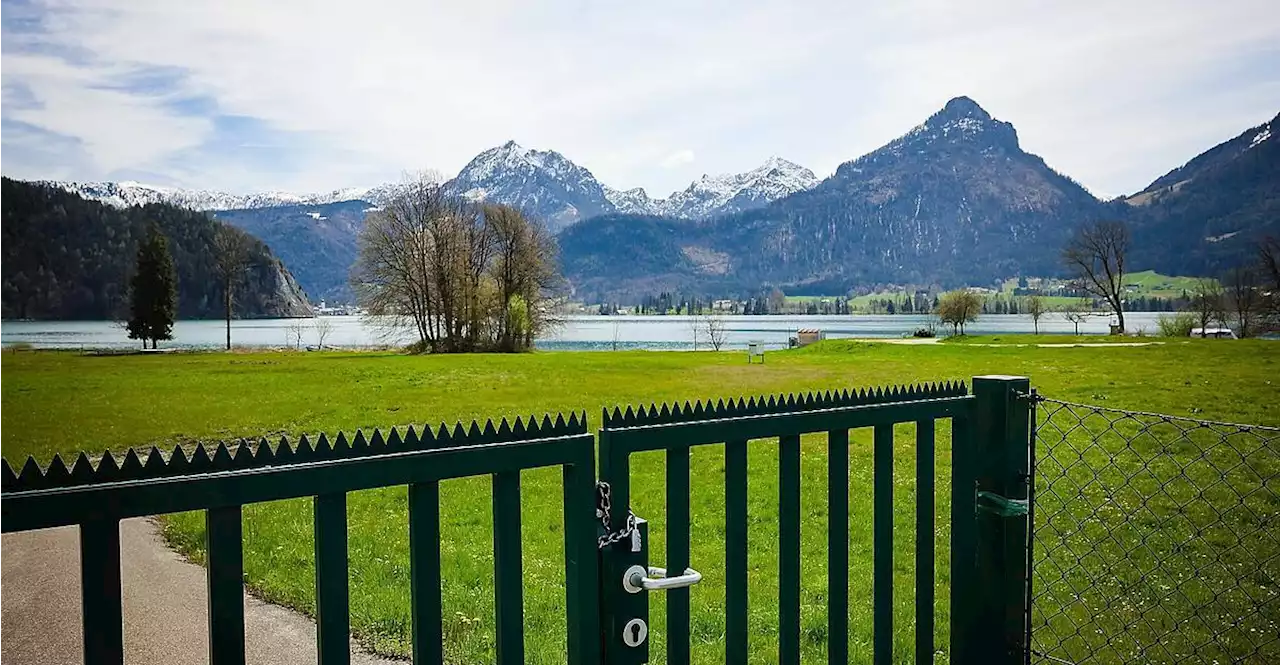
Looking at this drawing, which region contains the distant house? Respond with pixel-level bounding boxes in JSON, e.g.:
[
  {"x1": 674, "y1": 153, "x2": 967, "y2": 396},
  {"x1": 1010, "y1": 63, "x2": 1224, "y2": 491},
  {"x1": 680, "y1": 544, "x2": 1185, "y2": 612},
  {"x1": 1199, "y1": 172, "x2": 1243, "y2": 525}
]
[{"x1": 713, "y1": 299, "x2": 735, "y2": 311}]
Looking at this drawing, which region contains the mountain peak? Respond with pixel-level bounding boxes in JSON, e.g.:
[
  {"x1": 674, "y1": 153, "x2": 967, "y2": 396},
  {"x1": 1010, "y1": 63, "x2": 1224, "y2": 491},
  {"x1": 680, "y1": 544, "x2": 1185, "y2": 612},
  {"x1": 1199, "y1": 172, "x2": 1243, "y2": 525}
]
[
  {"x1": 751, "y1": 156, "x2": 813, "y2": 177},
  {"x1": 937, "y1": 96, "x2": 990, "y2": 122},
  {"x1": 448, "y1": 141, "x2": 612, "y2": 231},
  {"x1": 837, "y1": 95, "x2": 1018, "y2": 174}
]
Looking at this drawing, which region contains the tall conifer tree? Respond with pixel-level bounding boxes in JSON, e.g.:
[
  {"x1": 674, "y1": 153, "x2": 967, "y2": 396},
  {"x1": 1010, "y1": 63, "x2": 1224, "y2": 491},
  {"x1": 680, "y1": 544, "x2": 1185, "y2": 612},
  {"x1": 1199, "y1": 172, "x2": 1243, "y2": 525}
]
[{"x1": 127, "y1": 225, "x2": 177, "y2": 349}]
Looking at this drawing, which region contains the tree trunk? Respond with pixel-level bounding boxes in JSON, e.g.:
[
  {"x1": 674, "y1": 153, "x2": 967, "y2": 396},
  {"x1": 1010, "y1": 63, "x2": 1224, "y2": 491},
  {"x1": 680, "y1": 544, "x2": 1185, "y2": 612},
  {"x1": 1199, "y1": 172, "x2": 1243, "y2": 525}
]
[{"x1": 225, "y1": 278, "x2": 232, "y2": 350}]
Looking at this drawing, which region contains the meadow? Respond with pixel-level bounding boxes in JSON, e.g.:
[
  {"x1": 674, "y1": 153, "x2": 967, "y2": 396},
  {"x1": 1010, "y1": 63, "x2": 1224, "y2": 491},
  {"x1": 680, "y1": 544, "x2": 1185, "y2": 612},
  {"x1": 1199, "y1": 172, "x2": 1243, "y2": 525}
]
[{"x1": 3, "y1": 339, "x2": 1277, "y2": 663}]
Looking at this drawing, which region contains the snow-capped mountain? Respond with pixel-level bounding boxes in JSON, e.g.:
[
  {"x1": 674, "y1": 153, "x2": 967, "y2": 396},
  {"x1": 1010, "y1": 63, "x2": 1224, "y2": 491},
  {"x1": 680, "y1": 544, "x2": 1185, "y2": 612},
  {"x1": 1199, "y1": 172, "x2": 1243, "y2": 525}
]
[
  {"x1": 47, "y1": 146, "x2": 818, "y2": 230},
  {"x1": 42, "y1": 180, "x2": 392, "y2": 212},
  {"x1": 601, "y1": 186, "x2": 657, "y2": 215},
  {"x1": 648, "y1": 156, "x2": 819, "y2": 219},
  {"x1": 437, "y1": 142, "x2": 819, "y2": 228},
  {"x1": 597, "y1": 156, "x2": 818, "y2": 219},
  {"x1": 440, "y1": 141, "x2": 616, "y2": 232}
]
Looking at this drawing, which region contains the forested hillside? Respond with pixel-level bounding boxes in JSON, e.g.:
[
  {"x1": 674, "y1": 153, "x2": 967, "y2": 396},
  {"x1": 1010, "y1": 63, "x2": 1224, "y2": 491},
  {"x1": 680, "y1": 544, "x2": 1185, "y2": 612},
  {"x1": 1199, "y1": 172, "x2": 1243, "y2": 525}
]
[
  {"x1": 1126, "y1": 112, "x2": 1279, "y2": 276},
  {"x1": 560, "y1": 99, "x2": 1278, "y2": 301},
  {"x1": 214, "y1": 200, "x2": 369, "y2": 303},
  {"x1": 1, "y1": 178, "x2": 311, "y2": 320},
  {"x1": 561, "y1": 97, "x2": 1109, "y2": 300}
]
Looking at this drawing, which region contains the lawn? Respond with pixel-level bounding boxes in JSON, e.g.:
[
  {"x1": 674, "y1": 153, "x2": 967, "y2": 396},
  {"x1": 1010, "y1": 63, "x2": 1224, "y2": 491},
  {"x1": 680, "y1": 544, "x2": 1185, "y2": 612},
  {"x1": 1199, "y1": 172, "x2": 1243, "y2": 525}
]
[
  {"x1": 1122, "y1": 269, "x2": 1205, "y2": 297},
  {"x1": 3, "y1": 341, "x2": 1278, "y2": 664},
  {"x1": 998, "y1": 270, "x2": 1205, "y2": 299}
]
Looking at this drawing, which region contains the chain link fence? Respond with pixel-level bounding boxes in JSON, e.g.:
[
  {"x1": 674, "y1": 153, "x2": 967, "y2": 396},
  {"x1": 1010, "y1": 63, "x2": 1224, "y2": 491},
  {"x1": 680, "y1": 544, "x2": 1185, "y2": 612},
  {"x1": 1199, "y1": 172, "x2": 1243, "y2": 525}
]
[{"x1": 1029, "y1": 396, "x2": 1280, "y2": 665}]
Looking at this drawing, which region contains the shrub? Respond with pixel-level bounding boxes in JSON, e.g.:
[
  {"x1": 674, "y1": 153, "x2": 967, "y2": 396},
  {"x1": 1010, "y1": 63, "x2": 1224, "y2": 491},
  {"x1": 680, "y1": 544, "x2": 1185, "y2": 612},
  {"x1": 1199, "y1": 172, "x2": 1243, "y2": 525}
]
[
  {"x1": 404, "y1": 339, "x2": 434, "y2": 354},
  {"x1": 912, "y1": 327, "x2": 936, "y2": 338},
  {"x1": 1157, "y1": 312, "x2": 1197, "y2": 337}
]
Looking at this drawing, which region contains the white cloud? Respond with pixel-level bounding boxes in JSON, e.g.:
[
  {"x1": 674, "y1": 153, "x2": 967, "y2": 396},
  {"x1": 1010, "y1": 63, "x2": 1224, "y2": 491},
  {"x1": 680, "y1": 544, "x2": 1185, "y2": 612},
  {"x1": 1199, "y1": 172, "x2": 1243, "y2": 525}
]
[
  {"x1": 2, "y1": 0, "x2": 1278, "y2": 195},
  {"x1": 660, "y1": 149, "x2": 695, "y2": 169},
  {"x1": 3, "y1": 53, "x2": 212, "y2": 175}
]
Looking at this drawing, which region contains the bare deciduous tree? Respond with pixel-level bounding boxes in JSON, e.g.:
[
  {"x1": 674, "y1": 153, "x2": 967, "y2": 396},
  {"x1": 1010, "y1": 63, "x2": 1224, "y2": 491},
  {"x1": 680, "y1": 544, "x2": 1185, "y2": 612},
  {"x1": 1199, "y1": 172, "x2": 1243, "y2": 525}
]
[
  {"x1": 349, "y1": 174, "x2": 561, "y2": 353},
  {"x1": 1225, "y1": 265, "x2": 1260, "y2": 338},
  {"x1": 703, "y1": 313, "x2": 728, "y2": 351},
  {"x1": 485, "y1": 204, "x2": 561, "y2": 351},
  {"x1": 213, "y1": 225, "x2": 252, "y2": 350},
  {"x1": 1187, "y1": 278, "x2": 1226, "y2": 337},
  {"x1": 936, "y1": 291, "x2": 982, "y2": 335},
  {"x1": 1063, "y1": 220, "x2": 1129, "y2": 332},
  {"x1": 1260, "y1": 237, "x2": 1280, "y2": 328},
  {"x1": 313, "y1": 316, "x2": 334, "y2": 348},
  {"x1": 1025, "y1": 294, "x2": 1046, "y2": 334},
  {"x1": 286, "y1": 318, "x2": 306, "y2": 350},
  {"x1": 1059, "y1": 300, "x2": 1095, "y2": 335},
  {"x1": 767, "y1": 288, "x2": 786, "y2": 314}
]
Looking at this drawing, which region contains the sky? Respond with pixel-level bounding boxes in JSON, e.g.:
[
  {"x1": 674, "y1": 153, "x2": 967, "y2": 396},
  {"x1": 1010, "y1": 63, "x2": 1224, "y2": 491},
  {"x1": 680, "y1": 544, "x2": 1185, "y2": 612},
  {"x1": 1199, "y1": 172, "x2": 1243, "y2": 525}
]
[{"x1": 2, "y1": 0, "x2": 1279, "y2": 198}]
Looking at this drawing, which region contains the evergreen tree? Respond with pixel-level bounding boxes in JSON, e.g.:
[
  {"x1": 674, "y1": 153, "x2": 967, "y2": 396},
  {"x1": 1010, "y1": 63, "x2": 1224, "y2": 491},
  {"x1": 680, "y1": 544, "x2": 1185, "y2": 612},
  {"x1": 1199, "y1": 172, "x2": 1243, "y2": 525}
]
[{"x1": 127, "y1": 225, "x2": 178, "y2": 349}]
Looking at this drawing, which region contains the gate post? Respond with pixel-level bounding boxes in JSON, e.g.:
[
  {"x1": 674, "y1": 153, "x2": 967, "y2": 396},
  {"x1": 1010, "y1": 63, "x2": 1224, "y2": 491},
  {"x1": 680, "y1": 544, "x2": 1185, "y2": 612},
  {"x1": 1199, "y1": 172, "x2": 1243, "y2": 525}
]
[{"x1": 969, "y1": 376, "x2": 1031, "y2": 665}]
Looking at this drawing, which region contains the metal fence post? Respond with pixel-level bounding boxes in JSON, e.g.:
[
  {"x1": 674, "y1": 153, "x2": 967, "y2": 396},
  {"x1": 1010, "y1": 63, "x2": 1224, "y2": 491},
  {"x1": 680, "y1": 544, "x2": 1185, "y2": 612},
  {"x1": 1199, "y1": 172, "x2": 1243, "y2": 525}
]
[{"x1": 970, "y1": 376, "x2": 1031, "y2": 665}]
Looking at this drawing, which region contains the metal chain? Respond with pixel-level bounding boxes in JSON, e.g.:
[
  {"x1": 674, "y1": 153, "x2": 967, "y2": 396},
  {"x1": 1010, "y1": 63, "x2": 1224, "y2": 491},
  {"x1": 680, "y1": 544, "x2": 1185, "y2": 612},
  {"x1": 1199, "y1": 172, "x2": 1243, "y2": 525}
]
[{"x1": 595, "y1": 481, "x2": 638, "y2": 549}]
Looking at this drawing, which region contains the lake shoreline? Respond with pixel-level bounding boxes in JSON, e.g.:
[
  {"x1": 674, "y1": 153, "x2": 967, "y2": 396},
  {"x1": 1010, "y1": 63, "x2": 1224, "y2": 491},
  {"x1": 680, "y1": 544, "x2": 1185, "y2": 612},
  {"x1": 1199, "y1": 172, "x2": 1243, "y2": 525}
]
[{"x1": 1, "y1": 313, "x2": 1170, "y2": 351}]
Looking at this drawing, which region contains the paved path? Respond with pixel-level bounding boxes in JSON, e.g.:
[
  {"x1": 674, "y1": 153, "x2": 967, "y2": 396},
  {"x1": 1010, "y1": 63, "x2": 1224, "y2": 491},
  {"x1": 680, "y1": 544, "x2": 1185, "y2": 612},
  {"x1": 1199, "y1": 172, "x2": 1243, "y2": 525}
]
[
  {"x1": 844, "y1": 337, "x2": 1162, "y2": 347},
  {"x1": 1, "y1": 518, "x2": 396, "y2": 665}
]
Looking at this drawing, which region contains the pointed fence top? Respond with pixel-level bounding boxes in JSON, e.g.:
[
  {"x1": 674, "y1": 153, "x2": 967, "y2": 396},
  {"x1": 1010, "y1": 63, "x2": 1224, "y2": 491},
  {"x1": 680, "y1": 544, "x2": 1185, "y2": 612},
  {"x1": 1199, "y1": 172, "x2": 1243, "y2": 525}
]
[
  {"x1": 1, "y1": 410, "x2": 587, "y2": 494},
  {"x1": 602, "y1": 380, "x2": 968, "y2": 429}
]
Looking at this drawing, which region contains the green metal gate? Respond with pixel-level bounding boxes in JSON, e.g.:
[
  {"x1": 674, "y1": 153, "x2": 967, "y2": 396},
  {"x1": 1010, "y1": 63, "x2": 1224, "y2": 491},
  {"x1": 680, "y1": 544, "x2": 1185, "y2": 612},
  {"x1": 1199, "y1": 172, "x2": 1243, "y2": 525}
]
[
  {"x1": 595, "y1": 376, "x2": 1031, "y2": 665},
  {"x1": 1, "y1": 376, "x2": 1035, "y2": 665}
]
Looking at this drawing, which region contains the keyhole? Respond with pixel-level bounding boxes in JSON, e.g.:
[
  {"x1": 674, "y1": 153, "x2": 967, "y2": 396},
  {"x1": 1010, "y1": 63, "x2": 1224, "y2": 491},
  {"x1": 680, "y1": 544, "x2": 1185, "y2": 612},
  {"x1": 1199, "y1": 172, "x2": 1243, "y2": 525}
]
[{"x1": 622, "y1": 618, "x2": 647, "y2": 647}]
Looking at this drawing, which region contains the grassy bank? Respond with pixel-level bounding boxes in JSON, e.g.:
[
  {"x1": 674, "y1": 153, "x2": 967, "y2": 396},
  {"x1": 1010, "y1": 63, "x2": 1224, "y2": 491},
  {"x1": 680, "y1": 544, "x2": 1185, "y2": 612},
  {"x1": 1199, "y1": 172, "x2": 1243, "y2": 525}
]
[{"x1": 3, "y1": 341, "x2": 1277, "y2": 663}]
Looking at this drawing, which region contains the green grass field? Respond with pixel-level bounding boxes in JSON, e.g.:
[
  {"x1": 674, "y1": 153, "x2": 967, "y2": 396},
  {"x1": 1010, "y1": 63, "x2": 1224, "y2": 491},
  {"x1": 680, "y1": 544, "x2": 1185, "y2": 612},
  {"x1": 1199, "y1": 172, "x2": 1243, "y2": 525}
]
[
  {"x1": 1122, "y1": 269, "x2": 1204, "y2": 297},
  {"x1": 3, "y1": 341, "x2": 1278, "y2": 663},
  {"x1": 998, "y1": 270, "x2": 1204, "y2": 300}
]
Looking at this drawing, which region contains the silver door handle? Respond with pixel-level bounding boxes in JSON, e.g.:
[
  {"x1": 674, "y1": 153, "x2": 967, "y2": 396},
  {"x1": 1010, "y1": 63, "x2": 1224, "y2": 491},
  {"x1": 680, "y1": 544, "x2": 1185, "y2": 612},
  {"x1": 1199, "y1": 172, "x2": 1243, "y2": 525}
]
[{"x1": 623, "y1": 565, "x2": 703, "y2": 593}]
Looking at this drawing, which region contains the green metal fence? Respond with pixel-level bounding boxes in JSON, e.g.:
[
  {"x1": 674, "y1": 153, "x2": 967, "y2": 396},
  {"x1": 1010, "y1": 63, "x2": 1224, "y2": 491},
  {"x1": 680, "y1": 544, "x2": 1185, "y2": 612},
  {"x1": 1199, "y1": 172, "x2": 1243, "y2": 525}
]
[
  {"x1": 1, "y1": 376, "x2": 1039, "y2": 665},
  {"x1": 1, "y1": 414, "x2": 597, "y2": 665},
  {"x1": 1028, "y1": 396, "x2": 1280, "y2": 665}
]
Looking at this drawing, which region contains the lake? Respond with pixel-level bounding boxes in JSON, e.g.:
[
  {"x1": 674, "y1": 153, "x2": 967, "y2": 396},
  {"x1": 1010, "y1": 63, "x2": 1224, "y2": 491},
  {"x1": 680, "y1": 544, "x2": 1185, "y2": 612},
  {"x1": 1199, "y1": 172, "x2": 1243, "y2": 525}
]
[{"x1": 1, "y1": 313, "x2": 1168, "y2": 351}]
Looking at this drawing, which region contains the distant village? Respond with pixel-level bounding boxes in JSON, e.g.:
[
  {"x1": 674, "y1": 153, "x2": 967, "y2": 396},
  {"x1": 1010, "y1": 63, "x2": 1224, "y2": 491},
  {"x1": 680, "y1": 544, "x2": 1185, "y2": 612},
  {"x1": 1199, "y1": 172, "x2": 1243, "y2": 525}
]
[{"x1": 574, "y1": 274, "x2": 1193, "y2": 317}]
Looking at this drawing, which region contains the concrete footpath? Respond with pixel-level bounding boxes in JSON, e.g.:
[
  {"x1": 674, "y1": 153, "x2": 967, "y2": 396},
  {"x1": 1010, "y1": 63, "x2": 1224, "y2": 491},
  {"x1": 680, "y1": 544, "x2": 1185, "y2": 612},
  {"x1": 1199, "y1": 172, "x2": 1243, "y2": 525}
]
[{"x1": 1, "y1": 517, "x2": 396, "y2": 665}]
